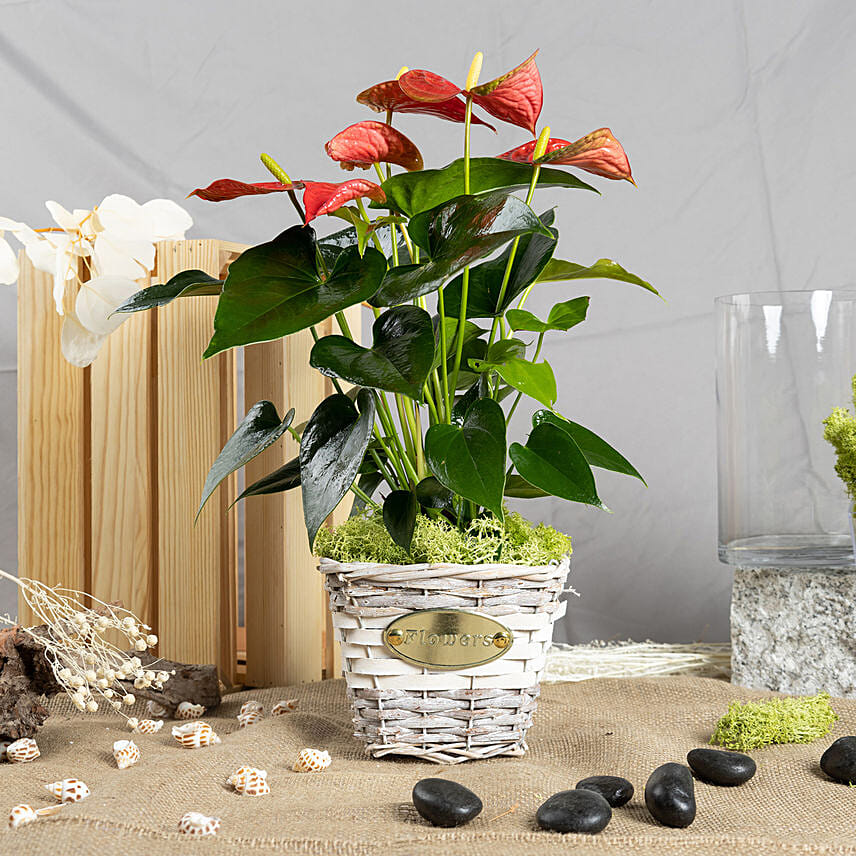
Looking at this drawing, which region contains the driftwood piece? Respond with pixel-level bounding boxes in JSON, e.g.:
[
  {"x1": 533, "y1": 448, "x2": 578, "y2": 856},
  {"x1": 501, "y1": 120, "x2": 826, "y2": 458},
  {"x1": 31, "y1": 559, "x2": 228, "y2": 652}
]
[
  {"x1": 118, "y1": 651, "x2": 221, "y2": 716},
  {"x1": 0, "y1": 626, "x2": 221, "y2": 740}
]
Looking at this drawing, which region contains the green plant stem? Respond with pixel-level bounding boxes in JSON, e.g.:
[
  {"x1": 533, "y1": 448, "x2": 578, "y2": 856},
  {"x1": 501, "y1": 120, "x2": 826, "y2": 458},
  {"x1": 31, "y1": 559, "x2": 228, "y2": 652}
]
[
  {"x1": 436, "y1": 287, "x2": 452, "y2": 421},
  {"x1": 486, "y1": 163, "x2": 542, "y2": 357},
  {"x1": 373, "y1": 163, "x2": 399, "y2": 268},
  {"x1": 506, "y1": 331, "x2": 545, "y2": 422},
  {"x1": 354, "y1": 198, "x2": 384, "y2": 254},
  {"x1": 411, "y1": 403, "x2": 426, "y2": 478},
  {"x1": 375, "y1": 393, "x2": 419, "y2": 485},
  {"x1": 350, "y1": 481, "x2": 380, "y2": 510},
  {"x1": 448, "y1": 95, "x2": 474, "y2": 398},
  {"x1": 372, "y1": 423, "x2": 408, "y2": 487},
  {"x1": 423, "y1": 383, "x2": 440, "y2": 424},
  {"x1": 370, "y1": 447, "x2": 400, "y2": 491},
  {"x1": 309, "y1": 326, "x2": 344, "y2": 396},
  {"x1": 394, "y1": 393, "x2": 417, "y2": 459}
]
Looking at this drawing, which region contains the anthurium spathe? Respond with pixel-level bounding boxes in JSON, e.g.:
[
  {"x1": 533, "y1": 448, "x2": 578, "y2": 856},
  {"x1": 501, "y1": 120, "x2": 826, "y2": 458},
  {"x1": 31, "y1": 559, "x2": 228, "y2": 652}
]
[
  {"x1": 356, "y1": 78, "x2": 496, "y2": 130},
  {"x1": 118, "y1": 49, "x2": 656, "y2": 554},
  {"x1": 325, "y1": 121, "x2": 423, "y2": 172},
  {"x1": 498, "y1": 128, "x2": 634, "y2": 183},
  {"x1": 399, "y1": 51, "x2": 542, "y2": 134},
  {"x1": 190, "y1": 177, "x2": 386, "y2": 225}
]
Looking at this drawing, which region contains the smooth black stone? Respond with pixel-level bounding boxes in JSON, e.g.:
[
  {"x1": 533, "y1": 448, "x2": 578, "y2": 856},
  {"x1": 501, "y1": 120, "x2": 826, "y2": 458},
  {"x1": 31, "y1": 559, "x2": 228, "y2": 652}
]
[
  {"x1": 576, "y1": 775, "x2": 635, "y2": 807},
  {"x1": 687, "y1": 748, "x2": 757, "y2": 786},
  {"x1": 412, "y1": 778, "x2": 483, "y2": 827},
  {"x1": 536, "y1": 789, "x2": 612, "y2": 834},
  {"x1": 820, "y1": 736, "x2": 856, "y2": 784},
  {"x1": 644, "y1": 763, "x2": 696, "y2": 828}
]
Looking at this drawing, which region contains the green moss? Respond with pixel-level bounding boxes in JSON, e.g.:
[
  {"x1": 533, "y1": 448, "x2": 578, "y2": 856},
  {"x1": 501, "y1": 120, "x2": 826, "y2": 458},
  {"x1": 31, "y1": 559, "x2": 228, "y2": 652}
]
[
  {"x1": 314, "y1": 511, "x2": 571, "y2": 566},
  {"x1": 824, "y1": 375, "x2": 856, "y2": 500},
  {"x1": 710, "y1": 693, "x2": 838, "y2": 751}
]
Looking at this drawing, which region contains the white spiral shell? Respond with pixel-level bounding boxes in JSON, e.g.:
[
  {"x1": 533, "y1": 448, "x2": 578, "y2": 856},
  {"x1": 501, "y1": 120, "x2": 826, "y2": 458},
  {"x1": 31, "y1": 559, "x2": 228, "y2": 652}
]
[
  {"x1": 177, "y1": 811, "x2": 220, "y2": 837},
  {"x1": 45, "y1": 778, "x2": 90, "y2": 803},
  {"x1": 146, "y1": 700, "x2": 168, "y2": 718},
  {"x1": 171, "y1": 721, "x2": 221, "y2": 748},
  {"x1": 113, "y1": 739, "x2": 141, "y2": 769},
  {"x1": 271, "y1": 699, "x2": 299, "y2": 716},
  {"x1": 239, "y1": 700, "x2": 263, "y2": 717},
  {"x1": 8, "y1": 804, "x2": 38, "y2": 829},
  {"x1": 227, "y1": 766, "x2": 270, "y2": 796},
  {"x1": 292, "y1": 747, "x2": 331, "y2": 772},
  {"x1": 175, "y1": 701, "x2": 205, "y2": 720},
  {"x1": 237, "y1": 709, "x2": 263, "y2": 729},
  {"x1": 6, "y1": 737, "x2": 40, "y2": 763}
]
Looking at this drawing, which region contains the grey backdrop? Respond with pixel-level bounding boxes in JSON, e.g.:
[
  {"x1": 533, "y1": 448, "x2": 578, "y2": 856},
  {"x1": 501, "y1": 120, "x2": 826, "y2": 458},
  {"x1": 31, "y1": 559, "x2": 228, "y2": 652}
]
[{"x1": 2, "y1": 0, "x2": 853, "y2": 643}]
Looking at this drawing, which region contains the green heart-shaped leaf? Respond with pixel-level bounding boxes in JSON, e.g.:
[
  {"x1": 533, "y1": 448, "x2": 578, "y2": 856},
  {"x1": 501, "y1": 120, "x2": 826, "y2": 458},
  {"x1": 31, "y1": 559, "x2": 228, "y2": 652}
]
[
  {"x1": 506, "y1": 296, "x2": 590, "y2": 333},
  {"x1": 496, "y1": 359, "x2": 557, "y2": 408},
  {"x1": 536, "y1": 257, "x2": 660, "y2": 297},
  {"x1": 424, "y1": 398, "x2": 506, "y2": 518},
  {"x1": 534, "y1": 411, "x2": 645, "y2": 484},
  {"x1": 383, "y1": 490, "x2": 419, "y2": 552},
  {"x1": 198, "y1": 401, "x2": 294, "y2": 518},
  {"x1": 444, "y1": 212, "x2": 557, "y2": 318},
  {"x1": 415, "y1": 476, "x2": 453, "y2": 509},
  {"x1": 503, "y1": 474, "x2": 549, "y2": 498},
  {"x1": 317, "y1": 225, "x2": 358, "y2": 269},
  {"x1": 509, "y1": 422, "x2": 604, "y2": 509},
  {"x1": 234, "y1": 456, "x2": 301, "y2": 503},
  {"x1": 115, "y1": 270, "x2": 223, "y2": 314},
  {"x1": 300, "y1": 389, "x2": 376, "y2": 546},
  {"x1": 369, "y1": 192, "x2": 551, "y2": 307},
  {"x1": 310, "y1": 305, "x2": 434, "y2": 399},
  {"x1": 378, "y1": 157, "x2": 598, "y2": 218},
  {"x1": 204, "y1": 225, "x2": 386, "y2": 357}
]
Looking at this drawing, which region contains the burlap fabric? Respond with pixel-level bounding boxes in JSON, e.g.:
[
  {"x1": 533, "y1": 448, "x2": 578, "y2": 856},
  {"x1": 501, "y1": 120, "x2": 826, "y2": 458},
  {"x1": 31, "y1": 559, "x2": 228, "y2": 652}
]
[{"x1": 2, "y1": 676, "x2": 855, "y2": 855}]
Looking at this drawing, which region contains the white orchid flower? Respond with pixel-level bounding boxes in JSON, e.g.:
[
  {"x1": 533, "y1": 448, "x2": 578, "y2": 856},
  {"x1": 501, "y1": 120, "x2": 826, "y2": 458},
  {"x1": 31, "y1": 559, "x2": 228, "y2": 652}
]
[{"x1": 3, "y1": 194, "x2": 192, "y2": 366}]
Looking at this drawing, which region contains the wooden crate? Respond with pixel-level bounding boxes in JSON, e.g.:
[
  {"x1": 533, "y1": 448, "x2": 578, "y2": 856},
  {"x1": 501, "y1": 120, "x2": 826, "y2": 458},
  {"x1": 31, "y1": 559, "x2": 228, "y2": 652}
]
[{"x1": 17, "y1": 239, "x2": 354, "y2": 686}]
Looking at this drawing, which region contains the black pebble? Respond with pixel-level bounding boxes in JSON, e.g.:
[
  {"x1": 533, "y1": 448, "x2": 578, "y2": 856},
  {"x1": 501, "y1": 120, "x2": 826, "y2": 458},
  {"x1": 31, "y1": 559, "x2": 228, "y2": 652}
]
[
  {"x1": 412, "y1": 778, "x2": 483, "y2": 827},
  {"x1": 536, "y1": 789, "x2": 612, "y2": 834},
  {"x1": 820, "y1": 736, "x2": 856, "y2": 784},
  {"x1": 645, "y1": 763, "x2": 696, "y2": 828},
  {"x1": 576, "y1": 775, "x2": 634, "y2": 807},
  {"x1": 687, "y1": 747, "x2": 757, "y2": 786}
]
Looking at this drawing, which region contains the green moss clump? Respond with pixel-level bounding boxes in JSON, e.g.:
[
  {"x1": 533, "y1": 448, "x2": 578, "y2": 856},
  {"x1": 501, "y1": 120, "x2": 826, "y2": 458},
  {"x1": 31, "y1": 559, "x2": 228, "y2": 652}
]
[
  {"x1": 313, "y1": 511, "x2": 571, "y2": 566},
  {"x1": 710, "y1": 693, "x2": 838, "y2": 751},
  {"x1": 824, "y1": 375, "x2": 856, "y2": 500}
]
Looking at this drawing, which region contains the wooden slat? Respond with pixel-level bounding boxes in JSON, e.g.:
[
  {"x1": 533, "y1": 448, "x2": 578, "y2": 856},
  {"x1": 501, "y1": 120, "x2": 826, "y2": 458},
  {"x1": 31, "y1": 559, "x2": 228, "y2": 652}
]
[
  {"x1": 243, "y1": 339, "x2": 288, "y2": 687},
  {"x1": 89, "y1": 290, "x2": 156, "y2": 626},
  {"x1": 155, "y1": 240, "x2": 237, "y2": 673},
  {"x1": 17, "y1": 255, "x2": 87, "y2": 623}
]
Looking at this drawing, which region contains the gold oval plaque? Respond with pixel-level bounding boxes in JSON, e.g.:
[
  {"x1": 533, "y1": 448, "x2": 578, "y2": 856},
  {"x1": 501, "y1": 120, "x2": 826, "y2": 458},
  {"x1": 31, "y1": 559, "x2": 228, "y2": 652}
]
[{"x1": 382, "y1": 609, "x2": 514, "y2": 670}]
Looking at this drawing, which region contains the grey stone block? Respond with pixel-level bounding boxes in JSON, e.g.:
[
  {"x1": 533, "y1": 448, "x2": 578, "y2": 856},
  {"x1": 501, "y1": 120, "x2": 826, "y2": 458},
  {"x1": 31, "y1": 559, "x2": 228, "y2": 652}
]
[{"x1": 731, "y1": 566, "x2": 856, "y2": 698}]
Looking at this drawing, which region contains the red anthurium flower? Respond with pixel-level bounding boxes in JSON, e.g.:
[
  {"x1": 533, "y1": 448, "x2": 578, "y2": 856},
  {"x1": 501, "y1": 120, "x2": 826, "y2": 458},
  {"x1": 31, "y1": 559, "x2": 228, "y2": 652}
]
[
  {"x1": 468, "y1": 51, "x2": 542, "y2": 135},
  {"x1": 302, "y1": 179, "x2": 386, "y2": 224},
  {"x1": 399, "y1": 51, "x2": 543, "y2": 135},
  {"x1": 325, "y1": 121, "x2": 423, "y2": 172},
  {"x1": 497, "y1": 128, "x2": 634, "y2": 183},
  {"x1": 356, "y1": 79, "x2": 496, "y2": 130},
  {"x1": 189, "y1": 178, "x2": 304, "y2": 202}
]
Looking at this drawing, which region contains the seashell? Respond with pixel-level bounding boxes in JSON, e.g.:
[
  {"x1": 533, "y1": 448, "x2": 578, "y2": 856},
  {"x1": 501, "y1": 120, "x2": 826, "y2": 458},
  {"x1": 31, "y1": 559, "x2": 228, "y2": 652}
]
[
  {"x1": 8, "y1": 804, "x2": 38, "y2": 829},
  {"x1": 239, "y1": 700, "x2": 263, "y2": 717},
  {"x1": 171, "y1": 721, "x2": 221, "y2": 749},
  {"x1": 146, "y1": 700, "x2": 167, "y2": 718},
  {"x1": 6, "y1": 737, "x2": 40, "y2": 763},
  {"x1": 292, "y1": 747, "x2": 331, "y2": 773},
  {"x1": 271, "y1": 699, "x2": 299, "y2": 716},
  {"x1": 175, "y1": 701, "x2": 205, "y2": 720},
  {"x1": 0, "y1": 739, "x2": 10, "y2": 761},
  {"x1": 237, "y1": 709, "x2": 263, "y2": 729},
  {"x1": 45, "y1": 778, "x2": 90, "y2": 803},
  {"x1": 113, "y1": 739, "x2": 141, "y2": 769},
  {"x1": 227, "y1": 766, "x2": 270, "y2": 796},
  {"x1": 178, "y1": 811, "x2": 220, "y2": 837},
  {"x1": 133, "y1": 719, "x2": 163, "y2": 734}
]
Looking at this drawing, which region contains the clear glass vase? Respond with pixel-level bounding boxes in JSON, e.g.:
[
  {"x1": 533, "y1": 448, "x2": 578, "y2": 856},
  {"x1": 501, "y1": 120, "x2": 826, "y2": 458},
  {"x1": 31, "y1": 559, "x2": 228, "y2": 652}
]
[{"x1": 716, "y1": 290, "x2": 856, "y2": 567}]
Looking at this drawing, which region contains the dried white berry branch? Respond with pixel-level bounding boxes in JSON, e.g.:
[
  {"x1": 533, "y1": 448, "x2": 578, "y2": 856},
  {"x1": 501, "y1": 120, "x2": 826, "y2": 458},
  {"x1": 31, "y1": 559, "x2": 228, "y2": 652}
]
[{"x1": 0, "y1": 568, "x2": 172, "y2": 716}]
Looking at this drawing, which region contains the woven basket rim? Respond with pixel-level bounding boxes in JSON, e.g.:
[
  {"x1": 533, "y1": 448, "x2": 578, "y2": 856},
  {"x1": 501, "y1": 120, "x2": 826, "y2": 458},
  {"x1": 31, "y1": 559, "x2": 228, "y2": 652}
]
[{"x1": 318, "y1": 554, "x2": 571, "y2": 574}]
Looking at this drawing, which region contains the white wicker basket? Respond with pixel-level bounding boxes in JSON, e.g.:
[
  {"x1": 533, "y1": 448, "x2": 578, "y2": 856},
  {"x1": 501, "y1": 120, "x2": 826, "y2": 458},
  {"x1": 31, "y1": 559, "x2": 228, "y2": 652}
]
[{"x1": 320, "y1": 555, "x2": 571, "y2": 764}]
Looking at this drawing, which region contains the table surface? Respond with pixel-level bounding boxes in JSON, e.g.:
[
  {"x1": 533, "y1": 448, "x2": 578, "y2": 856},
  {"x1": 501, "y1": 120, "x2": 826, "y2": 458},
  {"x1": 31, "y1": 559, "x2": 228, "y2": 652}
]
[{"x1": 2, "y1": 676, "x2": 854, "y2": 855}]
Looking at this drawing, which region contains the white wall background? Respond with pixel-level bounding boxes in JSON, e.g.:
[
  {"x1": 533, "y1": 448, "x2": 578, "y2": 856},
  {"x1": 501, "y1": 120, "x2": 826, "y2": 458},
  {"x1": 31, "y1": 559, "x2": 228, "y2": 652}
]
[{"x1": 2, "y1": 0, "x2": 854, "y2": 643}]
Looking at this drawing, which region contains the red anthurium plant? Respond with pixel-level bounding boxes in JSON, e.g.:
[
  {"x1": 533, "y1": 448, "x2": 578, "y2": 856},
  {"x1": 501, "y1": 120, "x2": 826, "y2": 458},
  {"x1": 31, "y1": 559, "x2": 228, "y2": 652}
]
[{"x1": 118, "y1": 51, "x2": 658, "y2": 553}]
